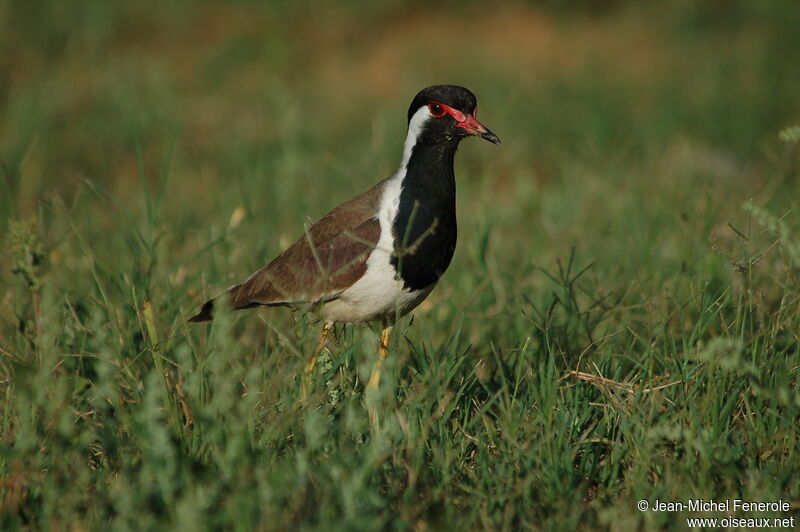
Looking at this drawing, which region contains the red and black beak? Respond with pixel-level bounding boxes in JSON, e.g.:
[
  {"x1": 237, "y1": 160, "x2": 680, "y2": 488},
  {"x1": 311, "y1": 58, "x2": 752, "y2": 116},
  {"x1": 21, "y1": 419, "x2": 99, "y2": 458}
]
[
  {"x1": 435, "y1": 101, "x2": 501, "y2": 145},
  {"x1": 456, "y1": 113, "x2": 501, "y2": 145}
]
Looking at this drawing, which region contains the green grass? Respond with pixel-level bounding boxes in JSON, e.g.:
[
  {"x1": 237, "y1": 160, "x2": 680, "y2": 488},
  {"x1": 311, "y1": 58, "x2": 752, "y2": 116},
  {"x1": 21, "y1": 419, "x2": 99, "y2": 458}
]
[{"x1": 2, "y1": 1, "x2": 800, "y2": 530}]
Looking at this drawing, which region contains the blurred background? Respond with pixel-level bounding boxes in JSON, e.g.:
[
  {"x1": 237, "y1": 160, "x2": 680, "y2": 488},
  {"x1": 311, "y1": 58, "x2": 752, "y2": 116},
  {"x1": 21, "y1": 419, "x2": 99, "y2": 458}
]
[{"x1": 3, "y1": 0, "x2": 798, "y2": 222}]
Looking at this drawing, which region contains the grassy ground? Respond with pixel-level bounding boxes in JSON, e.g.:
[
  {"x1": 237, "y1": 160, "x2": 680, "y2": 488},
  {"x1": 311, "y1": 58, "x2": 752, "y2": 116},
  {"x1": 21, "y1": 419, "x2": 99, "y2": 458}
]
[{"x1": 2, "y1": 1, "x2": 800, "y2": 530}]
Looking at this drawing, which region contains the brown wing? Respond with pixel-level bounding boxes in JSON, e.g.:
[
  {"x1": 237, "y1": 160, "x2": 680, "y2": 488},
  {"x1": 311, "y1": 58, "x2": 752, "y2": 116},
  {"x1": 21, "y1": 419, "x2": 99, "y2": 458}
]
[
  {"x1": 189, "y1": 178, "x2": 387, "y2": 322},
  {"x1": 228, "y1": 216, "x2": 381, "y2": 307}
]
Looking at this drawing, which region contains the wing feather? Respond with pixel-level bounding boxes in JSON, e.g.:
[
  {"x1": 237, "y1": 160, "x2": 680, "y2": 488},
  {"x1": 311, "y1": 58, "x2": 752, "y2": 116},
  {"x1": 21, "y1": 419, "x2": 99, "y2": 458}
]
[{"x1": 229, "y1": 216, "x2": 381, "y2": 308}]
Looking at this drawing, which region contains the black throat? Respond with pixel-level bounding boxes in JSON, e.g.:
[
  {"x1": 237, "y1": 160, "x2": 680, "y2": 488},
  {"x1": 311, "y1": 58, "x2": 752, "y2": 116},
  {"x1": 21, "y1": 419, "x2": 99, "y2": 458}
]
[{"x1": 391, "y1": 141, "x2": 459, "y2": 291}]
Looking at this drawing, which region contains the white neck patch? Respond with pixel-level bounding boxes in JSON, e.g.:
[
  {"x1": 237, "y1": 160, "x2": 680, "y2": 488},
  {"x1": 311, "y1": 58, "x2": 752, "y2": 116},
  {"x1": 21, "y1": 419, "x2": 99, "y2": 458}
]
[{"x1": 399, "y1": 106, "x2": 430, "y2": 170}]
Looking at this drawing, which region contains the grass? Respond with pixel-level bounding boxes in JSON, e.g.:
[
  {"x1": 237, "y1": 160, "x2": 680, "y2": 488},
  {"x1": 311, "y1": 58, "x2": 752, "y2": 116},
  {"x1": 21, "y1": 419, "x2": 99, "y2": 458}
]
[{"x1": 2, "y1": 1, "x2": 800, "y2": 530}]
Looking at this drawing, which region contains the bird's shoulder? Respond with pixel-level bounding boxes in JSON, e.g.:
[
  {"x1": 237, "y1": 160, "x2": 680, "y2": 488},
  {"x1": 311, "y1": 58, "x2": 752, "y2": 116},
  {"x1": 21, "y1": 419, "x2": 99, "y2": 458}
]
[{"x1": 304, "y1": 177, "x2": 389, "y2": 245}]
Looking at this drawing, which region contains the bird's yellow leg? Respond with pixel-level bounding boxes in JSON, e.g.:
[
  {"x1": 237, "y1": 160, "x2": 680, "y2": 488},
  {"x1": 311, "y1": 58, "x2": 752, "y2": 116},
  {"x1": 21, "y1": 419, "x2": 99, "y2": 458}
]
[
  {"x1": 367, "y1": 325, "x2": 391, "y2": 430},
  {"x1": 367, "y1": 325, "x2": 392, "y2": 392},
  {"x1": 301, "y1": 321, "x2": 333, "y2": 402},
  {"x1": 305, "y1": 321, "x2": 333, "y2": 374}
]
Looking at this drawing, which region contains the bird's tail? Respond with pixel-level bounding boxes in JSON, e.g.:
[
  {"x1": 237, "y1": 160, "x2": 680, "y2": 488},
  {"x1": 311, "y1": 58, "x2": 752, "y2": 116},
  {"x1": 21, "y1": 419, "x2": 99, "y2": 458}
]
[
  {"x1": 188, "y1": 299, "x2": 215, "y2": 322},
  {"x1": 189, "y1": 283, "x2": 276, "y2": 323}
]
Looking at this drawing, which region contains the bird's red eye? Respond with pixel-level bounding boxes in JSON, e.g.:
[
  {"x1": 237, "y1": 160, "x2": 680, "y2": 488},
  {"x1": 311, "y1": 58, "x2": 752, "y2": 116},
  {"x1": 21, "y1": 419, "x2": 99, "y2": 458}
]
[{"x1": 428, "y1": 102, "x2": 446, "y2": 117}]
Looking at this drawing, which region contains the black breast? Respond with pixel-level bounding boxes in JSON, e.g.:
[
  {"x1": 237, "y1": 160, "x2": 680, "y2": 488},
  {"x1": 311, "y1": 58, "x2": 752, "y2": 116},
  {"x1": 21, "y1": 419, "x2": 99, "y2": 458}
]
[{"x1": 390, "y1": 144, "x2": 458, "y2": 291}]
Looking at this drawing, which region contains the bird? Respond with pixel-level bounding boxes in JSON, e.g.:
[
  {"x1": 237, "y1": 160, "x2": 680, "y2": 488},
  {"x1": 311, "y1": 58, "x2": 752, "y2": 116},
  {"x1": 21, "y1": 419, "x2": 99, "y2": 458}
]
[{"x1": 189, "y1": 84, "x2": 500, "y2": 395}]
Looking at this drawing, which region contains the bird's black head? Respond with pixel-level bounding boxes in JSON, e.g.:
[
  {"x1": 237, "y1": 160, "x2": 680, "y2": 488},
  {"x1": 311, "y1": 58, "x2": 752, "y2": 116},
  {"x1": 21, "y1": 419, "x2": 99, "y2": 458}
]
[{"x1": 406, "y1": 85, "x2": 500, "y2": 146}]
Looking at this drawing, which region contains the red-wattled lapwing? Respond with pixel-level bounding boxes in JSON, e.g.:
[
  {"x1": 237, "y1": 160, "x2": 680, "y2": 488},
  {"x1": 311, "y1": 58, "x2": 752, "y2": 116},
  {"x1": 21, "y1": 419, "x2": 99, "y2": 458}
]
[{"x1": 189, "y1": 84, "x2": 499, "y2": 392}]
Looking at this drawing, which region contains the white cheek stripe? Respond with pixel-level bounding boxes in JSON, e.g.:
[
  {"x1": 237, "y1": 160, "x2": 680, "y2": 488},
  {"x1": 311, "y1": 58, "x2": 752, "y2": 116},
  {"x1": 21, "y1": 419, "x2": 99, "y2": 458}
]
[{"x1": 400, "y1": 106, "x2": 430, "y2": 170}]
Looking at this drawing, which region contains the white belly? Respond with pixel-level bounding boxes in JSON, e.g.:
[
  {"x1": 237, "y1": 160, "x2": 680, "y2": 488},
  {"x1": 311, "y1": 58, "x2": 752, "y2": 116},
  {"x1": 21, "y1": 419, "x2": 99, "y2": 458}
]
[{"x1": 319, "y1": 249, "x2": 435, "y2": 323}]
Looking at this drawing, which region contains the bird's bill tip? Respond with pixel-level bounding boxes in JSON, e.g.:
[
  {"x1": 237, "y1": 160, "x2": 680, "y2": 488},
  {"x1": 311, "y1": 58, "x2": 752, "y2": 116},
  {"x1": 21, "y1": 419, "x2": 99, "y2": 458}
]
[
  {"x1": 480, "y1": 130, "x2": 501, "y2": 145},
  {"x1": 457, "y1": 114, "x2": 501, "y2": 145}
]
